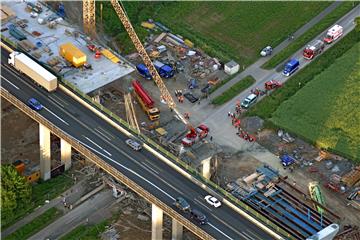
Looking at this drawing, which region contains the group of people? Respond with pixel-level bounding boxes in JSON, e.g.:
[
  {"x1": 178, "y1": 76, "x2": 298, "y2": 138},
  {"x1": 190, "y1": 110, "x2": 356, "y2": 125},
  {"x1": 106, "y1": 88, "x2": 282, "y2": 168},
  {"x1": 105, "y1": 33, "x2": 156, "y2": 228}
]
[{"x1": 175, "y1": 90, "x2": 184, "y2": 103}]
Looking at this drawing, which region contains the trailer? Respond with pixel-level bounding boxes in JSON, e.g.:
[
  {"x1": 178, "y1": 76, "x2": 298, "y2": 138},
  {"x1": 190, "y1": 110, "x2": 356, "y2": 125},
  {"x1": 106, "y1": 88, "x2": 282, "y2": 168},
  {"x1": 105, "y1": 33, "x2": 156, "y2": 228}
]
[{"x1": 8, "y1": 52, "x2": 57, "y2": 92}]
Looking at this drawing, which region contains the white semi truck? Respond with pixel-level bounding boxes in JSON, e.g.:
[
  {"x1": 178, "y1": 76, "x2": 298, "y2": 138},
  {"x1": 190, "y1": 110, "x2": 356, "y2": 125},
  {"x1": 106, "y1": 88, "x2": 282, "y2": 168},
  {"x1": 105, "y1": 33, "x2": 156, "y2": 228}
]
[{"x1": 8, "y1": 52, "x2": 57, "y2": 92}]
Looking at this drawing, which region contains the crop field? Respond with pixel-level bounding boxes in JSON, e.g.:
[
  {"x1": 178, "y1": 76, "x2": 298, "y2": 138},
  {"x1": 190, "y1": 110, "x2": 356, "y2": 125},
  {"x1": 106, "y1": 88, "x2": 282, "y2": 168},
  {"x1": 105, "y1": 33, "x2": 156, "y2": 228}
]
[
  {"x1": 100, "y1": 2, "x2": 330, "y2": 65},
  {"x1": 271, "y1": 42, "x2": 360, "y2": 161}
]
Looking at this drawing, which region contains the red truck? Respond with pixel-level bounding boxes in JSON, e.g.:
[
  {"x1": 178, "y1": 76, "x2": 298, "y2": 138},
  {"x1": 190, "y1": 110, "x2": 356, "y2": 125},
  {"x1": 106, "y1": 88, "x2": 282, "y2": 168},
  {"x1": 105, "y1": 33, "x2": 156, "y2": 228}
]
[
  {"x1": 303, "y1": 39, "x2": 325, "y2": 60},
  {"x1": 132, "y1": 80, "x2": 160, "y2": 121},
  {"x1": 182, "y1": 124, "x2": 209, "y2": 147}
]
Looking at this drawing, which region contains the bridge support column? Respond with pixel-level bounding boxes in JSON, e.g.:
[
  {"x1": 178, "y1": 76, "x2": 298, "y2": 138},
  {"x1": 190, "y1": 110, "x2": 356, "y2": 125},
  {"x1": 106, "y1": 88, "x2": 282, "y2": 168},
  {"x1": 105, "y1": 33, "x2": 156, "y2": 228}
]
[
  {"x1": 61, "y1": 139, "x2": 72, "y2": 171},
  {"x1": 152, "y1": 204, "x2": 163, "y2": 240},
  {"x1": 201, "y1": 156, "x2": 211, "y2": 180},
  {"x1": 39, "y1": 124, "x2": 51, "y2": 181},
  {"x1": 172, "y1": 219, "x2": 183, "y2": 240}
]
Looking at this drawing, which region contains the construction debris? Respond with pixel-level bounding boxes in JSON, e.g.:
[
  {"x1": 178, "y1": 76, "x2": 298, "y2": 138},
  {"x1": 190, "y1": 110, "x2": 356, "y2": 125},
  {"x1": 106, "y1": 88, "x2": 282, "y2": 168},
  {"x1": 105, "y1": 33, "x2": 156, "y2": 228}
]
[{"x1": 342, "y1": 166, "x2": 360, "y2": 187}]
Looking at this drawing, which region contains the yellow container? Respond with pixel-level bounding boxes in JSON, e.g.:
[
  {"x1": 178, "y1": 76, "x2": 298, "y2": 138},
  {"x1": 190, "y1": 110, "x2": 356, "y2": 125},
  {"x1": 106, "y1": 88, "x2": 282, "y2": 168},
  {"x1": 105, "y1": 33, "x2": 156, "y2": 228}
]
[
  {"x1": 59, "y1": 42, "x2": 86, "y2": 67},
  {"x1": 184, "y1": 39, "x2": 194, "y2": 48},
  {"x1": 141, "y1": 21, "x2": 155, "y2": 29},
  {"x1": 101, "y1": 49, "x2": 120, "y2": 63}
]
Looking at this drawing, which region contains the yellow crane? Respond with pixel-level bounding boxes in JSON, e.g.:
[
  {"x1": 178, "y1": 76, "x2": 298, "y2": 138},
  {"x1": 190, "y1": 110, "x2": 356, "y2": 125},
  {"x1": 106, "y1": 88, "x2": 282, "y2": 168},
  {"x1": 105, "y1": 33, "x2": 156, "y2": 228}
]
[{"x1": 82, "y1": 0, "x2": 188, "y2": 125}]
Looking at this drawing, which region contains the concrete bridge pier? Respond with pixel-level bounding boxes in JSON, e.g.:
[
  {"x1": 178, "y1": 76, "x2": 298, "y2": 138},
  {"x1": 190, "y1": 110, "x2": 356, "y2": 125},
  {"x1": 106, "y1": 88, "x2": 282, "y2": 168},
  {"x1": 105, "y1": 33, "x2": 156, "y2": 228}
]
[
  {"x1": 201, "y1": 156, "x2": 212, "y2": 180},
  {"x1": 172, "y1": 219, "x2": 183, "y2": 240},
  {"x1": 39, "y1": 124, "x2": 51, "y2": 180},
  {"x1": 152, "y1": 204, "x2": 163, "y2": 240},
  {"x1": 60, "y1": 139, "x2": 72, "y2": 170}
]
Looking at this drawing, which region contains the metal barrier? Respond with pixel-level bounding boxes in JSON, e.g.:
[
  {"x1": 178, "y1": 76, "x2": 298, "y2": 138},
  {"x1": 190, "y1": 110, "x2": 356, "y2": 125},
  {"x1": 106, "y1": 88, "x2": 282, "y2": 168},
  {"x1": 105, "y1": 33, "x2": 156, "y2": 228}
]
[
  {"x1": 1, "y1": 37, "x2": 291, "y2": 239},
  {"x1": 0, "y1": 87, "x2": 215, "y2": 240}
]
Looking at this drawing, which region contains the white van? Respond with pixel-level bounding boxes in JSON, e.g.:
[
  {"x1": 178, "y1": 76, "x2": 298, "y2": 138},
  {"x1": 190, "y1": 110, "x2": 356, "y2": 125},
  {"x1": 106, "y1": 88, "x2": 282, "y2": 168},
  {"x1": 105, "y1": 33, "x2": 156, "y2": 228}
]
[{"x1": 241, "y1": 93, "x2": 258, "y2": 108}]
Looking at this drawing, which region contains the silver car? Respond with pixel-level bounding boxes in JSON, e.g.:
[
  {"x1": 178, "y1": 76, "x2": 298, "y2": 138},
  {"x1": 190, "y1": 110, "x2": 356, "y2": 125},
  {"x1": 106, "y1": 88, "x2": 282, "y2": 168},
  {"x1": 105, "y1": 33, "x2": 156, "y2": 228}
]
[{"x1": 125, "y1": 139, "x2": 142, "y2": 151}]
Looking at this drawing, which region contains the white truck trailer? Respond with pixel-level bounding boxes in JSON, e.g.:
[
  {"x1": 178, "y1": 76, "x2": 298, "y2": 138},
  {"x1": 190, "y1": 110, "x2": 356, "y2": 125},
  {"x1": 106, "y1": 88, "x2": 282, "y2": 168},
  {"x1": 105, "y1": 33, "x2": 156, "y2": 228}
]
[{"x1": 8, "y1": 52, "x2": 57, "y2": 92}]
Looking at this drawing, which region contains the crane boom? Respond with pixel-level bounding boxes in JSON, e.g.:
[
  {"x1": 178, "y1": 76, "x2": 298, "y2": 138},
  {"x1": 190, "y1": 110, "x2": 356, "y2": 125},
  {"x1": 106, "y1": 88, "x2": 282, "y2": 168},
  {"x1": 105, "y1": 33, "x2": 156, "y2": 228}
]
[{"x1": 110, "y1": 0, "x2": 188, "y2": 125}]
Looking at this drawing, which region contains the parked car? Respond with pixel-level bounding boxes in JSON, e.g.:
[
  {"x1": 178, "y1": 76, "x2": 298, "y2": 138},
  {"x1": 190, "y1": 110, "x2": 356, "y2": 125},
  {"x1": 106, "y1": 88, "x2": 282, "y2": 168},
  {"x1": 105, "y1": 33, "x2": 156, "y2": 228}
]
[
  {"x1": 27, "y1": 98, "x2": 43, "y2": 111},
  {"x1": 260, "y1": 46, "x2": 273, "y2": 56},
  {"x1": 241, "y1": 93, "x2": 258, "y2": 109},
  {"x1": 282, "y1": 59, "x2": 299, "y2": 77},
  {"x1": 190, "y1": 209, "x2": 207, "y2": 225},
  {"x1": 204, "y1": 195, "x2": 221, "y2": 208},
  {"x1": 125, "y1": 139, "x2": 142, "y2": 151},
  {"x1": 174, "y1": 197, "x2": 190, "y2": 212},
  {"x1": 183, "y1": 92, "x2": 199, "y2": 103}
]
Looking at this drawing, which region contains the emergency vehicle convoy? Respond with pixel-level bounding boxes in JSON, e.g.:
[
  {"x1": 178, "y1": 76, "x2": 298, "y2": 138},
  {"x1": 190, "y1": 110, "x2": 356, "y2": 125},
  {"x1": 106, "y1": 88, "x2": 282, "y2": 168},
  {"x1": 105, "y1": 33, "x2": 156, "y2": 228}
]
[
  {"x1": 303, "y1": 39, "x2": 325, "y2": 60},
  {"x1": 324, "y1": 24, "x2": 343, "y2": 44}
]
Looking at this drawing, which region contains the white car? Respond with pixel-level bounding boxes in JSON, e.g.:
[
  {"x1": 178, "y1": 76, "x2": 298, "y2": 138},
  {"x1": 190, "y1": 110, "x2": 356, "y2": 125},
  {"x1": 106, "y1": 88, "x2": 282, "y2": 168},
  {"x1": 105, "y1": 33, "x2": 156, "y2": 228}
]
[
  {"x1": 204, "y1": 195, "x2": 221, "y2": 208},
  {"x1": 125, "y1": 139, "x2": 142, "y2": 151},
  {"x1": 260, "y1": 46, "x2": 273, "y2": 57}
]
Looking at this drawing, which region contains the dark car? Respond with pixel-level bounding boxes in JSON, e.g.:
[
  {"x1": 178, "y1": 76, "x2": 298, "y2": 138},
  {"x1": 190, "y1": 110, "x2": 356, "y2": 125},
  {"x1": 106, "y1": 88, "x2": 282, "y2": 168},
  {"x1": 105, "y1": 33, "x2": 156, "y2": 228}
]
[
  {"x1": 27, "y1": 98, "x2": 43, "y2": 111},
  {"x1": 174, "y1": 197, "x2": 190, "y2": 212},
  {"x1": 190, "y1": 209, "x2": 207, "y2": 225},
  {"x1": 183, "y1": 92, "x2": 199, "y2": 103}
]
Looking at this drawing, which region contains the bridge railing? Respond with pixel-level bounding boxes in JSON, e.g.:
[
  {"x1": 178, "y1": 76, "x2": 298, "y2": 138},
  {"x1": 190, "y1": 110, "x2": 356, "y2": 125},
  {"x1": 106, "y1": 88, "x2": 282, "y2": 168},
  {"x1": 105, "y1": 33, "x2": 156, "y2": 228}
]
[
  {"x1": 1, "y1": 38, "x2": 291, "y2": 239},
  {"x1": 0, "y1": 87, "x2": 215, "y2": 240}
]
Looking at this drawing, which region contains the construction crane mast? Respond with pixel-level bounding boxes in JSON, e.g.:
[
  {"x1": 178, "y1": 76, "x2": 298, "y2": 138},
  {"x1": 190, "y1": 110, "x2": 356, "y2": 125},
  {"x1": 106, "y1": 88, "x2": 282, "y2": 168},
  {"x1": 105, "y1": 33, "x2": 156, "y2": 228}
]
[
  {"x1": 109, "y1": 0, "x2": 188, "y2": 125},
  {"x1": 82, "y1": 0, "x2": 189, "y2": 125},
  {"x1": 83, "y1": 0, "x2": 96, "y2": 37}
]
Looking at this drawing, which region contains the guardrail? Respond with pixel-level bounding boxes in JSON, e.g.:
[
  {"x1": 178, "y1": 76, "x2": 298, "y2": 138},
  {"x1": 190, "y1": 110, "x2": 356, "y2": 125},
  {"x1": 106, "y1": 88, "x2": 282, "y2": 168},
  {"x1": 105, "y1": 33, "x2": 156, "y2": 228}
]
[
  {"x1": 1, "y1": 38, "x2": 291, "y2": 239},
  {"x1": 0, "y1": 87, "x2": 215, "y2": 240},
  {"x1": 60, "y1": 79, "x2": 292, "y2": 239}
]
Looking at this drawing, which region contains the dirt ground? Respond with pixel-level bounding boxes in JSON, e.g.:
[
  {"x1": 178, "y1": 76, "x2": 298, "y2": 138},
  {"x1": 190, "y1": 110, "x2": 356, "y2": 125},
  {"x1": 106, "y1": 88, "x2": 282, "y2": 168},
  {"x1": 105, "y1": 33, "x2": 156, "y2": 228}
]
[{"x1": 1, "y1": 98, "x2": 39, "y2": 165}]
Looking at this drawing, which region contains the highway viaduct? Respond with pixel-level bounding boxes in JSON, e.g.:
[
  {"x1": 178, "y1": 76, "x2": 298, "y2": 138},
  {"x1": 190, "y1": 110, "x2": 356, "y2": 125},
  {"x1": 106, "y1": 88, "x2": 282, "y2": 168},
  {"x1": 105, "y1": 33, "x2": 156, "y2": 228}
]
[{"x1": 0, "y1": 46, "x2": 281, "y2": 240}]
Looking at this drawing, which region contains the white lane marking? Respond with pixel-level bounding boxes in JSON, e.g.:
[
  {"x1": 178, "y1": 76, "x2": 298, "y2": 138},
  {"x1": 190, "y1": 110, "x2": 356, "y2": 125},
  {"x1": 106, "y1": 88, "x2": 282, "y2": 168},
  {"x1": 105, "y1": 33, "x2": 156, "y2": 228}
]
[
  {"x1": 94, "y1": 128, "x2": 112, "y2": 141},
  {"x1": 43, "y1": 106, "x2": 69, "y2": 126},
  {"x1": 142, "y1": 162, "x2": 159, "y2": 174},
  {"x1": 50, "y1": 94, "x2": 69, "y2": 106},
  {"x1": 97, "y1": 126, "x2": 115, "y2": 139},
  {"x1": 210, "y1": 209, "x2": 250, "y2": 239},
  {"x1": 1, "y1": 76, "x2": 20, "y2": 90},
  {"x1": 83, "y1": 135, "x2": 112, "y2": 156},
  {"x1": 208, "y1": 222, "x2": 233, "y2": 240},
  {"x1": 245, "y1": 230, "x2": 262, "y2": 240},
  {"x1": 242, "y1": 231, "x2": 256, "y2": 240},
  {"x1": 75, "y1": 138, "x2": 175, "y2": 201},
  {"x1": 194, "y1": 198, "x2": 213, "y2": 212},
  {"x1": 48, "y1": 95, "x2": 64, "y2": 107}
]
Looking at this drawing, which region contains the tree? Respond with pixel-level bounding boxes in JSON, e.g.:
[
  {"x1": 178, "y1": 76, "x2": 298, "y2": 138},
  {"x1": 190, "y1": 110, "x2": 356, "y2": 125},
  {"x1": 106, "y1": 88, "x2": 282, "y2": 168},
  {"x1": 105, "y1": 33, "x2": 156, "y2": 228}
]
[{"x1": 1, "y1": 165, "x2": 32, "y2": 225}]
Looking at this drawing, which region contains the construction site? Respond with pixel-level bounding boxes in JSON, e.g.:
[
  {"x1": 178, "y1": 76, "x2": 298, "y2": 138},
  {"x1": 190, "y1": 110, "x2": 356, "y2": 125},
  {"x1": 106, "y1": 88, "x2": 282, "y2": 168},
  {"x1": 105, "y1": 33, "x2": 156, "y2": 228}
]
[{"x1": 1, "y1": 1, "x2": 360, "y2": 240}]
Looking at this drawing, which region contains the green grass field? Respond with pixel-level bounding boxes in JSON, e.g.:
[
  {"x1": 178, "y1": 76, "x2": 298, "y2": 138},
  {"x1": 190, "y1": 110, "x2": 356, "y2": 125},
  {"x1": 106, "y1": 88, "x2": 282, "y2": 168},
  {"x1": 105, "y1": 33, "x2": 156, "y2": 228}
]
[
  {"x1": 271, "y1": 42, "x2": 360, "y2": 161},
  {"x1": 100, "y1": 2, "x2": 330, "y2": 65},
  {"x1": 59, "y1": 220, "x2": 108, "y2": 240},
  {"x1": 212, "y1": 76, "x2": 255, "y2": 105},
  {"x1": 2, "y1": 175, "x2": 74, "y2": 229},
  {"x1": 4, "y1": 208, "x2": 61, "y2": 240}
]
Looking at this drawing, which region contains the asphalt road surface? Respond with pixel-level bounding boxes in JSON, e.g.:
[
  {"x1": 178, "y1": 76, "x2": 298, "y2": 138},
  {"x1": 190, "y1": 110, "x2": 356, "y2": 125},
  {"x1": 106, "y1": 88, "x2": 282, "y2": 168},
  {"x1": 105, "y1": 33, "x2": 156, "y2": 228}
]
[{"x1": 1, "y1": 48, "x2": 275, "y2": 240}]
